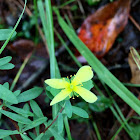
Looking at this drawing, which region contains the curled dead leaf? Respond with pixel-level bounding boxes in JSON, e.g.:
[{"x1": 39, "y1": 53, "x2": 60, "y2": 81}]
[
  {"x1": 78, "y1": 0, "x2": 130, "y2": 58},
  {"x1": 128, "y1": 48, "x2": 140, "y2": 84}
]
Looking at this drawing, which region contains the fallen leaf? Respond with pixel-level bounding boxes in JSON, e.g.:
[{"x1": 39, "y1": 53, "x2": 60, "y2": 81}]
[
  {"x1": 130, "y1": 47, "x2": 140, "y2": 70},
  {"x1": 78, "y1": 0, "x2": 130, "y2": 58},
  {"x1": 128, "y1": 49, "x2": 140, "y2": 84},
  {"x1": 7, "y1": 39, "x2": 48, "y2": 60},
  {"x1": 8, "y1": 39, "x2": 34, "y2": 59}
]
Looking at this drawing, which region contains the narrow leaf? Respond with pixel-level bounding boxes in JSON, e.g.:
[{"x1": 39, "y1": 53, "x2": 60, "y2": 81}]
[
  {"x1": 0, "y1": 109, "x2": 32, "y2": 124},
  {"x1": 49, "y1": 128, "x2": 65, "y2": 140},
  {"x1": 30, "y1": 100, "x2": 44, "y2": 118},
  {"x1": 72, "y1": 106, "x2": 89, "y2": 118},
  {"x1": 22, "y1": 117, "x2": 47, "y2": 132},
  {"x1": 20, "y1": 133, "x2": 31, "y2": 140},
  {"x1": 34, "y1": 133, "x2": 44, "y2": 140},
  {"x1": 0, "y1": 84, "x2": 18, "y2": 104},
  {"x1": 3, "y1": 82, "x2": 9, "y2": 89},
  {"x1": 14, "y1": 90, "x2": 21, "y2": 96},
  {"x1": 3, "y1": 136, "x2": 12, "y2": 140},
  {"x1": 6, "y1": 105, "x2": 34, "y2": 117},
  {"x1": 0, "y1": 63, "x2": 14, "y2": 70},
  {"x1": 0, "y1": 129, "x2": 19, "y2": 139},
  {"x1": 58, "y1": 113, "x2": 63, "y2": 134},
  {"x1": 28, "y1": 132, "x2": 36, "y2": 139},
  {"x1": 17, "y1": 87, "x2": 43, "y2": 103},
  {"x1": 0, "y1": 29, "x2": 16, "y2": 41},
  {"x1": 45, "y1": 0, "x2": 55, "y2": 78},
  {"x1": 65, "y1": 100, "x2": 72, "y2": 118},
  {"x1": 0, "y1": 56, "x2": 12, "y2": 66}
]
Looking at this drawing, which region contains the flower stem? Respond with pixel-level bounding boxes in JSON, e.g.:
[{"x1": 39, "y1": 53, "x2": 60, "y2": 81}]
[{"x1": 64, "y1": 116, "x2": 72, "y2": 140}]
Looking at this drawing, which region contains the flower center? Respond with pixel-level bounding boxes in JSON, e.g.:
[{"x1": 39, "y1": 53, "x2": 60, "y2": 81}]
[{"x1": 70, "y1": 84, "x2": 74, "y2": 90}]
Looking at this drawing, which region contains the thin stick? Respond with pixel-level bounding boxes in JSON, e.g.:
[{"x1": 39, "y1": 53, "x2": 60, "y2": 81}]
[
  {"x1": 129, "y1": 15, "x2": 140, "y2": 31},
  {"x1": 10, "y1": 52, "x2": 32, "y2": 91}
]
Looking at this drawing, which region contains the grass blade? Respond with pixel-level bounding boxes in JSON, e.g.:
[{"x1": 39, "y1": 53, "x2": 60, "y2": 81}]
[{"x1": 45, "y1": 0, "x2": 55, "y2": 78}]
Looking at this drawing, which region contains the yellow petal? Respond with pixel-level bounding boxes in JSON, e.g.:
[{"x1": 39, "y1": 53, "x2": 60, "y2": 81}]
[
  {"x1": 74, "y1": 86, "x2": 97, "y2": 103},
  {"x1": 72, "y1": 66, "x2": 93, "y2": 85},
  {"x1": 45, "y1": 79, "x2": 69, "y2": 89},
  {"x1": 50, "y1": 89, "x2": 71, "y2": 106}
]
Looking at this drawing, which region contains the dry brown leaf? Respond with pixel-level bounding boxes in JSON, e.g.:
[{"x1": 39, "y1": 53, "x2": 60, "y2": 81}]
[
  {"x1": 78, "y1": 0, "x2": 130, "y2": 58},
  {"x1": 128, "y1": 50, "x2": 140, "y2": 84}
]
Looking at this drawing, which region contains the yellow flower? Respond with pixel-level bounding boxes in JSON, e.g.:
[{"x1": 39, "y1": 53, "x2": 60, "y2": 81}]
[{"x1": 45, "y1": 66, "x2": 97, "y2": 106}]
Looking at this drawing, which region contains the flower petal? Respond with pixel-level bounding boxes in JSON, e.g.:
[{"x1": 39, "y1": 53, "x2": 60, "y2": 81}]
[
  {"x1": 74, "y1": 86, "x2": 97, "y2": 103},
  {"x1": 45, "y1": 79, "x2": 69, "y2": 89},
  {"x1": 72, "y1": 66, "x2": 93, "y2": 85},
  {"x1": 50, "y1": 89, "x2": 71, "y2": 105}
]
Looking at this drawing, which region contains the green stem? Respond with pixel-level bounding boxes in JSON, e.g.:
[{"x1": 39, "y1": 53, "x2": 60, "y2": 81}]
[
  {"x1": 64, "y1": 116, "x2": 72, "y2": 140},
  {"x1": 10, "y1": 53, "x2": 32, "y2": 91},
  {"x1": 54, "y1": 29, "x2": 82, "y2": 68},
  {"x1": 92, "y1": 121, "x2": 101, "y2": 140},
  {"x1": 33, "y1": 0, "x2": 38, "y2": 44},
  {"x1": 0, "y1": 0, "x2": 27, "y2": 54}
]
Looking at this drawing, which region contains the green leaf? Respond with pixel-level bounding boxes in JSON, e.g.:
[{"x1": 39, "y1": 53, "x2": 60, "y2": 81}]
[
  {"x1": 42, "y1": 129, "x2": 52, "y2": 140},
  {"x1": 34, "y1": 133, "x2": 44, "y2": 140},
  {"x1": 0, "y1": 109, "x2": 32, "y2": 124},
  {"x1": 14, "y1": 90, "x2": 21, "y2": 96},
  {"x1": 28, "y1": 132, "x2": 36, "y2": 139},
  {"x1": 45, "y1": 86, "x2": 53, "y2": 100},
  {"x1": 30, "y1": 100, "x2": 44, "y2": 118},
  {"x1": 86, "y1": 0, "x2": 101, "y2": 5},
  {"x1": 6, "y1": 105, "x2": 34, "y2": 117},
  {"x1": 0, "y1": 63, "x2": 14, "y2": 70},
  {"x1": 72, "y1": 106, "x2": 89, "y2": 118},
  {"x1": 0, "y1": 56, "x2": 12, "y2": 66},
  {"x1": 56, "y1": 11, "x2": 140, "y2": 115},
  {"x1": 65, "y1": 100, "x2": 72, "y2": 118},
  {"x1": 130, "y1": 123, "x2": 140, "y2": 140},
  {"x1": 0, "y1": 56, "x2": 14, "y2": 70},
  {"x1": 22, "y1": 117, "x2": 47, "y2": 132},
  {"x1": 0, "y1": 29, "x2": 16, "y2": 41},
  {"x1": 82, "y1": 80, "x2": 94, "y2": 90},
  {"x1": 23, "y1": 103, "x2": 30, "y2": 111},
  {"x1": 20, "y1": 133, "x2": 31, "y2": 140},
  {"x1": 50, "y1": 87, "x2": 61, "y2": 97},
  {"x1": 57, "y1": 113, "x2": 63, "y2": 134},
  {"x1": 49, "y1": 128, "x2": 65, "y2": 140},
  {"x1": 3, "y1": 136, "x2": 12, "y2": 140},
  {"x1": 89, "y1": 96, "x2": 112, "y2": 112},
  {"x1": 45, "y1": 0, "x2": 55, "y2": 78},
  {"x1": 0, "y1": 84, "x2": 18, "y2": 104},
  {"x1": 0, "y1": 129, "x2": 19, "y2": 139},
  {"x1": 3, "y1": 82, "x2": 9, "y2": 89},
  {"x1": 17, "y1": 87, "x2": 43, "y2": 103}
]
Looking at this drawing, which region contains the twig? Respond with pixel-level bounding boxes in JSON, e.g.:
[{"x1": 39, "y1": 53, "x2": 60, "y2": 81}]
[
  {"x1": 43, "y1": 107, "x2": 64, "y2": 133},
  {"x1": 129, "y1": 15, "x2": 140, "y2": 31}
]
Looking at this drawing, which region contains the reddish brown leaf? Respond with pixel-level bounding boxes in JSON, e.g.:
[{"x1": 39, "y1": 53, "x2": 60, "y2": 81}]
[
  {"x1": 8, "y1": 39, "x2": 34, "y2": 59},
  {"x1": 8, "y1": 39, "x2": 48, "y2": 60},
  {"x1": 78, "y1": 0, "x2": 130, "y2": 58}
]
